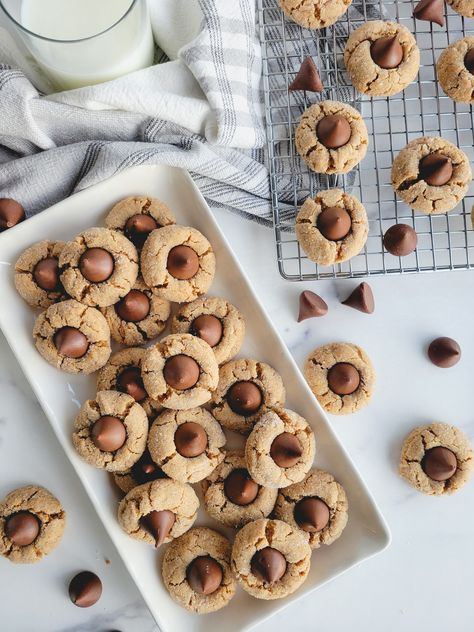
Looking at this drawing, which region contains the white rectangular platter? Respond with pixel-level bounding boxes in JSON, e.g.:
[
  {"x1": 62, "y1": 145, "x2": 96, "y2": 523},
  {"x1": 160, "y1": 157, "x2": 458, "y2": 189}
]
[{"x1": 0, "y1": 165, "x2": 390, "y2": 632}]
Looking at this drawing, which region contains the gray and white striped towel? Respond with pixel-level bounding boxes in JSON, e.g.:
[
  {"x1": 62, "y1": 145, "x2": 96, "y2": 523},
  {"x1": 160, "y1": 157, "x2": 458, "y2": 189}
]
[{"x1": 0, "y1": 0, "x2": 379, "y2": 226}]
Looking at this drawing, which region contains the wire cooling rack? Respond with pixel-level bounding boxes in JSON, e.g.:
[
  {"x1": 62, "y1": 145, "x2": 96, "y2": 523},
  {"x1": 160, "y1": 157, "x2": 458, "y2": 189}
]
[{"x1": 257, "y1": 0, "x2": 474, "y2": 280}]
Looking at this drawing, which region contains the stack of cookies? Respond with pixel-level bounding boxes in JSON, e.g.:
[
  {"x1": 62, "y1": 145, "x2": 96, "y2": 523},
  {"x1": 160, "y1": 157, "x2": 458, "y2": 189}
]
[{"x1": 13, "y1": 195, "x2": 349, "y2": 613}]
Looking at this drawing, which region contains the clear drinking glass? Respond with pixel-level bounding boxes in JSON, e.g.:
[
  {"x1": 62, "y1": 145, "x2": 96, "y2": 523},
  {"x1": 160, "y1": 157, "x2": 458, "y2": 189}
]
[{"x1": 0, "y1": 0, "x2": 154, "y2": 91}]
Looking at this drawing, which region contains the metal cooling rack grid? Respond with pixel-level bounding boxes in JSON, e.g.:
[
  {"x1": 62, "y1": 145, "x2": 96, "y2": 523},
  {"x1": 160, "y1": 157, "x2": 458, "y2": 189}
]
[{"x1": 257, "y1": 0, "x2": 474, "y2": 280}]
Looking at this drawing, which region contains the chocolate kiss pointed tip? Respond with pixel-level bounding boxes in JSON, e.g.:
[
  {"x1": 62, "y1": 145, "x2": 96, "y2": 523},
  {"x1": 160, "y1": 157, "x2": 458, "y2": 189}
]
[
  {"x1": 289, "y1": 57, "x2": 323, "y2": 93},
  {"x1": 141, "y1": 510, "x2": 175, "y2": 548},
  {"x1": 297, "y1": 290, "x2": 328, "y2": 322},
  {"x1": 342, "y1": 282, "x2": 375, "y2": 314},
  {"x1": 413, "y1": 0, "x2": 445, "y2": 26}
]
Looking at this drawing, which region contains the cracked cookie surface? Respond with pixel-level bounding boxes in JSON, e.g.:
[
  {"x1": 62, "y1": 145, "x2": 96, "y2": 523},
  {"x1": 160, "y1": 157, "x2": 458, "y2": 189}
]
[
  {"x1": 280, "y1": 0, "x2": 352, "y2": 29},
  {"x1": 101, "y1": 276, "x2": 170, "y2": 346},
  {"x1": 210, "y1": 359, "x2": 286, "y2": 434},
  {"x1": 437, "y1": 36, "x2": 474, "y2": 104},
  {"x1": 344, "y1": 21, "x2": 420, "y2": 96},
  {"x1": 295, "y1": 189, "x2": 368, "y2": 266},
  {"x1": 72, "y1": 390, "x2": 148, "y2": 472},
  {"x1": 141, "y1": 225, "x2": 216, "y2": 303},
  {"x1": 231, "y1": 518, "x2": 311, "y2": 600},
  {"x1": 0, "y1": 485, "x2": 65, "y2": 564},
  {"x1": 142, "y1": 333, "x2": 219, "y2": 410},
  {"x1": 33, "y1": 299, "x2": 111, "y2": 374},
  {"x1": 304, "y1": 342, "x2": 375, "y2": 415},
  {"x1": 399, "y1": 422, "x2": 473, "y2": 495},
  {"x1": 245, "y1": 409, "x2": 316, "y2": 488},
  {"x1": 59, "y1": 227, "x2": 138, "y2": 307},
  {"x1": 14, "y1": 240, "x2": 67, "y2": 308},
  {"x1": 391, "y1": 136, "x2": 471, "y2": 214},
  {"x1": 274, "y1": 469, "x2": 348, "y2": 549},
  {"x1": 201, "y1": 450, "x2": 278, "y2": 528},
  {"x1": 446, "y1": 0, "x2": 474, "y2": 17},
  {"x1": 162, "y1": 527, "x2": 236, "y2": 613},
  {"x1": 171, "y1": 296, "x2": 245, "y2": 365},
  {"x1": 118, "y1": 478, "x2": 198, "y2": 546},
  {"x1": 295, "y1": 100, "x2": 368, "y2": 175},
  {"x1": 148, "y1": 407, "x2": 226, "y2": 483}
]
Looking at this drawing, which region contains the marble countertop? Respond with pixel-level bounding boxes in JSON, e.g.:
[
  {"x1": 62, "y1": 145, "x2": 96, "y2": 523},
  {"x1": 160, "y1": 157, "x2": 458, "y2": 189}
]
[{"x1": 1, "y1": 207, "x2": 473, "y2": 632}]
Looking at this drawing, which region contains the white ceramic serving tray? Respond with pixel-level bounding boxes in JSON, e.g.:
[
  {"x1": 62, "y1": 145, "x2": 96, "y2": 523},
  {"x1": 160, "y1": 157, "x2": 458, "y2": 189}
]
[{"x1": 0, "y1": 165, "x2": 390, "y2": 632}]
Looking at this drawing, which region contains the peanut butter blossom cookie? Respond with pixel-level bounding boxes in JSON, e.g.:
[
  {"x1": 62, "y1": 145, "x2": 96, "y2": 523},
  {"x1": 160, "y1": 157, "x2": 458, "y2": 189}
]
[
  {"x1": 231, "y1": 518, "x2": 311, "y2": 600},
  {"x1": 399, "y1": 422, "x2": 473, "y2": 496},
  {"x1": 162, "y1": 527, "x2": 236, "y2": 614},
  {"x1": 202, "y1": 450, "x2": 278, "y2": 528},
  {"x1": 148, "y1": 407, "x2": 226, "y2": 483},
  {"x1": 295, "y1": 189, "x2": 369, "y2": 266},
  {"x1": 245, "y1": 409, "x2": 316, "y2": 489},
  {"x1": 344, "y1": 21, "x2": 420, "y2": 96},
  {"x1": 105, "y1": 196, "x2": 176, "y2": 249},
  {"x1": 101, "y1": 277, "x2": 170, "y2": 346},
  {"x1": 391, "y1": 136, "x2": 471, "y2": 214},
  {"x1": 14, "y1": 240, "x2": 67, "y2": 308},
  {"x1": 211, "y1": 359, "x2": 286, "y2": 434},
  {"x1": 33, "y1": 299, "x2": 111, "y2": 374},
  {"x1": 96, "y1": 347, "x2": 160, "y2": 419},
  {"x1": 304, "y1": 342, "x2": 375, "y2": 415},
  {"x1": 446, "y1": 0, "x2": 474, "y2": 17},
  {"x1": 280, "y1": 0, "x2": 352, "y2": 29},
  {"x1": 141, "y1": 225, "x2": 216, "y2": 303},
  {"x1": 171, "y1": 296, "x2": 245, "y2": 365},
  {"x1": 118, "y1": 479, "x2": 199, "y2": 548},
  {"x1": 113, "y1": 448, "x2": 167, "y2": 494},
  {"x1": 142, "y1": 333, "x2": 219, "y2": 410},
  {"x1": 295, "y1": 100, "x2": 368, "y2": 175},
  {"x1": 274, "y1": 469, "x2": 348, "y2": 549},
  {"x1": 0, "y1": 485, "x2": 65, "y2": 564},
  {"x1": 437, "y1": 36, "x2": 474, "y2": 104},
  {"x1": 72, "y1": 390, "x2": 148, "y2": 472},
  {"x1": 59, "y1": 227, "x2": 138, "y2": 307}
]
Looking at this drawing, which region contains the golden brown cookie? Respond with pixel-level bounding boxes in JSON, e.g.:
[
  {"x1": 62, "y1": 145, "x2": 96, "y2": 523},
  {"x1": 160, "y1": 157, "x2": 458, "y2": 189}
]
[
  {"x1": 14, "y1": 240, "x2": 67, "y2": 308},
  {"x1": 437, "y1": 36, "x2": 474, "y2": 104},
  {"x1": 446, "y1": 0, "x2": 474, "y2": 17},
  {"x1": 280, "y1": 0, "x2": 352, "y2": 29}
]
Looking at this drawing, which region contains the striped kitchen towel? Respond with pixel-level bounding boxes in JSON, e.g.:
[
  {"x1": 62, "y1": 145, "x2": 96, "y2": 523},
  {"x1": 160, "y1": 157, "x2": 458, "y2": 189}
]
[{"x1": 0, "y1": 0, "x2": 379, "y2": 226}]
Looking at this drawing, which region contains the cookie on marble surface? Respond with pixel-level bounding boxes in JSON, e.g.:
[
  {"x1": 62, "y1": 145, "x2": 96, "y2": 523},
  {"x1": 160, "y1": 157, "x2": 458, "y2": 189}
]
[
  {"x1": 231, "y1": 518, "x2": 311, "y2": 600},
  {"x1": 245, "y1": 408, "x2": 315, "y2": 489},
  {"x1": 72, "y1": 390, "x2": 148, "y2": 473},
  {"x1": 101, "y1": 277, "x2": 171, "y2": 346},
  {"x1": 295, "y1": 100, "x2": 368, "y2": 175},
  {"x1": 437, "y1": 36, "x2": 474, "y2": 104},
  {"x1": 14, "y1": 240, "x2": 67, "y2": 308},
  {"x1": 280, "y1": 0, "x2": 352, "y2": 29},
  {"x1": 162, "y1": 527, "x2": 236, "y2": 614},
  {"x1": 295, "y1": 189, "x2": 368, "y2": 266},
  {"x1": 304, "y1": 342, "x2": 375, "y2": 415},
  {"x1": 33, "y1": 299, "x2": 111, "y2": 374},
  {"x1": 210, "y1": 359, "x2": 286, "y2": 434},
  {"x1": 391, "y1": 136, "x2": 471, "y2": 214},
  {"x1": 105, "y1": 196, "x2": 176, "y2": 249},
  {"x1": 142, "y1": 333, "x2": 219, "y2": 410},
  {"x1": 274, "y1": 469, "x2": 348, "y2": 549},
  {"x1": 171, "y1": 296, "x2": 245, "y2": 365},
  {"x1": 97, "y1": 347, "x2": 161, "y2": 419},
  {"x1": 118, "y1": 478, "x2": 198, "y2": 548},
  {"x1": 446, "y1": 0, "x2": 474, "y2": 17},
  {"x1": 59, "y1": 227, "x2": 138, "y2": 308},
  {"x1": 113, "y1": 448, "x2": 167, "y2": 494},
  {"x1": 344, "y1": 21, "x2": 420, "y2": 97},
  {"x1": 148, "y1": 407, "x2": 226, "y2": 483},
  {"x1": 0, "y1": 485, "x2": 65, "y2": 564},
  {"x1": 399, "y1": 422, "x2": 473, "y2": 495},
  {"x1": 201, "y1": 450, "x2": 277, "y2": 528},
  {"x1": 141, "y1": 225, "x2": 216, "y2": 303}
]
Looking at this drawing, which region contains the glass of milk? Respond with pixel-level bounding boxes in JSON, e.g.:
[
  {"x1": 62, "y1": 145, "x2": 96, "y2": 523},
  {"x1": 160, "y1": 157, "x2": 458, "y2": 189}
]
[{"x1": 0, "y1": 0, "x2": 154, "y2": 91}]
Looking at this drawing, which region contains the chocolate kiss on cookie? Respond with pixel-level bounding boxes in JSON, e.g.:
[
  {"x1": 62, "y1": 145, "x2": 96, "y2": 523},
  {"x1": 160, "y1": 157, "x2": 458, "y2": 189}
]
[
  {"x1": 174, "y1": 422, "x2": 208, "y2": 457},
  {"x1": 33, "y1": 257, "x2": 61, "y2": 291},
  {"x1": 186, "y1": 556, "x2": 223, "y2": 595},
  {"x1": 317, "y1": 206, "x2": 351, "y2": 241},
  {"x1": 91, "y1": 416, "x2": 127, "y2": 452},
  {"x1": 131, "y1": 450, "x2": 165, "y2": 485},
  {"x1": 79, "y1": 247, "x2": 114, "y2": 283},
  {"x1": 140, "y1": 509, "x2": 175, "y2": 548},
  {"x1": 327, "y1": 363, "x2": 360, "y2": 395},
  {"x1": 294, "y1": 497, "x2": 330, "y2": 533},
  {"x1": 297, "y1": 290, "x2": 328, "y2": 322},
  {"x1": 422, "y1": 446, "x2": 457, "y2": 481},
  {"x1": 164, "y1": 355, "x2": 200, "y2": 390},
  {"x1": 190, "y1": 314, "x2": 223, "y2": 347},
  {"x1": 5, "y1": 511, "x2": 41, "y2": 546},
  {"x1": 0, "y1": 198, "x2": 25, "y2": 232},
  {"x1": 116, "y1": 366, "x2": 147, "y2": 402},
  {"x1": 342, "y1": 282, "x2": 375, "y2": 314},
  {"x1": 251, "y1": 547, "x2": 287, "y2": 584},
  {"x1": 317, "y1": 115, "x2": 351, "y2": 149},
  {"x1": 227, "y1": 381, "x2": 262, "y2": 415},
  {"x1": 54, "y1": 327, "x2": 89, "y2": 359},
  {"x1": 465, "y1": 49, "x2": 474, "y2": 74},
  {"x1": 115, "y1": 290, "x2": 150, "y2": 322},
  {"x1": 125, "y1": 214, "x2": 158, "y2": 248},
  {"x1": 413, "y1": 0, "x2": 445, "y2": 26},
  {"x1": 167, "y1": 245, "x2": 199, "y2": 280},
  {"x1": 270, "y1": 432, "x2": 303, "y2": 468},
  {"x1": 370, "y1": 36, "x2": 404, "y2": 69},
  {"x1": 419, "y1": 153, "x2": 452, "y2": 186},
  {"x1": 224, "y1": 469, "x2": 259, "y2": 506},
  {"x1": 69, "y1": 571, "x2": 102, "y2": 608},
  {"x1": 289, "y1": 57, "x2": 323, "y2": 93}
]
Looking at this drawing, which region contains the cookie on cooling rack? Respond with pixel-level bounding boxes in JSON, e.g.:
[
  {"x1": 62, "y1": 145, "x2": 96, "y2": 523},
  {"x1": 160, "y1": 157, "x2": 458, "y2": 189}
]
[
  {"x1": 446, "y1": 0, "x2": 474, "y2": 18},
  {"x1": 279, "y1": 0, "x2": 352, "y2": 29},
  {"x1": 437, "y1": 36, "x2": 474, "y2": 104}
]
